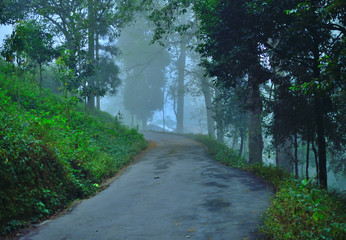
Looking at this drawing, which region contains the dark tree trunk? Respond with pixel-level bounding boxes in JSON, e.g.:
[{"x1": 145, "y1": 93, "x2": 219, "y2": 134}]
[
  {"x1": 214, "y1": 87, "x2": 224, "y2": 143},
  {"x1": 315, "y1": 97, "x2": 327, "y2": 188},
  {"x1": 248, "y1": 68, "x2": 263, "y2": 164},
  {"x1": 96, "y1": 32, "x2": 101, "y2": 111},
  {"x1": 276, "y1": 138, "x2": 294, "y2": 173},
  {"x1": 306, "y1": 139, "x2": 310, "y2": 179},
  {"x1": 39, "y1": 63, "x2": 43, "y2": 96},
  {"x1": 16, "y1": 67, "x2": 21, "y2": 108},
  {"x1": 294, "y1": 133, "x2": 299, "y2": 178},
  {"x1": 176, "y1": 42, "x2": 186, "y2": 133},
  {"x1": 239, "y1": 128, "x2": 244, "y2": 157},
  {"x1": 217, "y1": 125, "x2": 224, "y2": 143},
  {"x1": 312, "y1": 138, "x2": 319, "y2": 183},
  {"x1": 87, "y1": 0, "x2": 95, "y2": 112},
  {"x1": 201, "y1": 77, "x2": 215, "y2": 138},
  {"x1": 96, "y1": 96, "x2": 100, "y2": 110},
  {"x1": 312, "y1": 46, "x2": 327, "y2": 188}
]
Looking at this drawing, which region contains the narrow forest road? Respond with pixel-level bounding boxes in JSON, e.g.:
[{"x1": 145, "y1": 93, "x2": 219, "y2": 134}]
[{"x1": 21, "y1": 132, "x2": 273, "y2": 240}]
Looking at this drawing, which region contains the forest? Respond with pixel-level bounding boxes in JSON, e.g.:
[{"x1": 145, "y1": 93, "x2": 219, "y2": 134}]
[{"x1": 0, "y1": 0, "x2": 345, "y2": 239}]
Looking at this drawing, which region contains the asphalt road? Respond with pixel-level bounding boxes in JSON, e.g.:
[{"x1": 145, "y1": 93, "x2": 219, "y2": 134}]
[{"x1": 21, "y1": 132, "x2": 273, "y2": 240}]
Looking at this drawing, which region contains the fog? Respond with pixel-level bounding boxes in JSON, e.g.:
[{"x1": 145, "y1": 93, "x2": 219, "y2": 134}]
[
  {"x1": 100, "y1": 14, "x2": 209, "y2": 134},
  {"x1": 0, "y1": 1, "x2": 343, "y2": 191}
]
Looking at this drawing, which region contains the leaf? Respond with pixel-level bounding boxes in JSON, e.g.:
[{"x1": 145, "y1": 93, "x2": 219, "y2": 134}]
[{"x1": 312, "y1": 211, "x2": 325, "y2": 222}]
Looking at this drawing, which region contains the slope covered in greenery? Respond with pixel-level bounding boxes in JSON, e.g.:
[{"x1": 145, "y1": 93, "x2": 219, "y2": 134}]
[
  {"x1": 188, "y1": 134, "x2": 346, "y2": 240},
  {"x1": 0, "y1": 60, "x2": 147, "y2": 235}
]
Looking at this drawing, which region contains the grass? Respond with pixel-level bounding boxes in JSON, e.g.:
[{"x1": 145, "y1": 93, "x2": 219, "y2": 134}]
[
  {"x1": 187, "y1": 133, "x2": 346, "y2": 240},
  {"x1": 0, "y1": 61, "x2": 147, "y2": 236}
]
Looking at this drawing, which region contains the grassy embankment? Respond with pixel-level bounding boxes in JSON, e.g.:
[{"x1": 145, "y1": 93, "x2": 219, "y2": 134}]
[
  {"x1": 0, "y1": 62, "x2": 147, "y2": 236},
  {"x1": 187, "y1": 134, "x2": 345, "y2": 240}
]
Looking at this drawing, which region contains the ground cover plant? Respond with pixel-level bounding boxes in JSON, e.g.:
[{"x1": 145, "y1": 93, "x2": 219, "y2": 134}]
[
  {"x1": 188, "y1": 134, "x2": 346, "y2": 240},
  {"x1": 0, "y1": 61, "x2": 147, "y2": 236}
]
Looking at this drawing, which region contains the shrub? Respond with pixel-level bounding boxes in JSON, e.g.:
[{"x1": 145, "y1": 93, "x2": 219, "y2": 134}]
[
  {"x1": 262, "y1": 179, "x2": 346, "y2": 239},
  {"x1": 0, "y1": 69, "x2": 147, "y2": 236}
]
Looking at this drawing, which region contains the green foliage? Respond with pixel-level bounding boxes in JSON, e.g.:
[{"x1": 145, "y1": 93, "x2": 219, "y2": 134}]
[
  {"x1": 262, "y1": 179, "x2": 345, "y2": 239},
  {"x1": 0, "y1": 61, "x2": 147, "y2": 236},
  {"x1": 189, "y1": 134, "x2": 346, "y2": 240}
]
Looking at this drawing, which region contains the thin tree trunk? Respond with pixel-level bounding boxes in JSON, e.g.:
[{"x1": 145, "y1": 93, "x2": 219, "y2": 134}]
[
  {"x1": 239, "y1": 128, "x2": 244, "y2": 157},
  {"x1": 96, "y1": 31, "x2": 101, "y2": 110},
  {"x1": 87, "y1": 0, "x2": 95, "y2": 112},
  {"x1": 214, "y1": 87, "x2": 224, "y2": 143},
  {"x1": 312, "y1": 138, "x2": 319, "y2": 184},
  {"x1": 313, "y1": 45, "x2": 327, "y2": 188},
  {"x1": 294, "y1": 133, "x2": 299, "y2": 178},
  {"x1": 232, "y1": 129, "x2": 238, "y2": 149},
  {"x1": 248, "y1": 67, "x2": 263, "y2": 164},
  {"x1": 306, "y1": 139, "x2": 310, "y2": 179},
  {"x1": 176, "y1": 42, "x2": 186, "y2": 133},
  {"x1": 16, "y1": 67, "x2": 21, "y2": 108},
  {"x1": 39, "y1": 63, "x2": 43, "y2": 96},
  {"x1": 201, "y1": 77, "x2": 215, "y2": 138},
  {"x1": 276, "y1": 138, "x2": 294, "y2": 173}
]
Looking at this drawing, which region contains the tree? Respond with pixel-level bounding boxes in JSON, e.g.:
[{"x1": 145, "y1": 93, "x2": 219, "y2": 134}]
[
  {"x1": 119, "y1": 15, "x2": 170, "y2": 129},
  {"x1": 195, "y1": 0, "x2": 269, "y2": 164},
  {"x1": 20, "y1": 20, "x2": 56, "y2": 94},
  {"x1": 250, "y1": 0, "x2": 345, "y2": 187},
  {"x1": 0, "y1": 0, "x2": 31, "y2": 24}
]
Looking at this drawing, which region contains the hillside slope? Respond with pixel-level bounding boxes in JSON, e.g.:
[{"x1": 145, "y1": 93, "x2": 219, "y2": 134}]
[{"x1": 0, "y1": 61, "x2": 147, "y2": 236}]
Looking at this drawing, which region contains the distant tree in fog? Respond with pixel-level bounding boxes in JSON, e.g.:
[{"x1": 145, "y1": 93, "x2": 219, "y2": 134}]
[{"x1": 119, "y1": 15, "x2": 170, "y2": 130}]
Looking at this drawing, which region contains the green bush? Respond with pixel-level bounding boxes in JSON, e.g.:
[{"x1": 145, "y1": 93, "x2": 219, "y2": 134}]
[
  {"x1": 0, "y1": 64, "x2": 147, "y2": 236},
  {"x1": 262, "y1": 179, "x2": 346, "y2": 239}
]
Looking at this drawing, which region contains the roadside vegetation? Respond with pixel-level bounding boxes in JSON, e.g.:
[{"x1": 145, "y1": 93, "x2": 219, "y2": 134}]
[
  {"x1": 188, "y1": 134, "x2": 346, "y2": 240},
  {"x1": 0, "y1": 60, "x2": 147, "y2": 236}
]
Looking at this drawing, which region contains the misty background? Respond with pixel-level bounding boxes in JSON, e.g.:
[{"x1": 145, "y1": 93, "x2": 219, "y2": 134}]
[{"x1": 0, "y1": 2, "x2": 344, "y2": 191}]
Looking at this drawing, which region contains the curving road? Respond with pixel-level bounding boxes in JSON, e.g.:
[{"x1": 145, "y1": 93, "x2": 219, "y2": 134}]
[{"x1": 21, "y1": 132, "x2": 272, "y2": 240}]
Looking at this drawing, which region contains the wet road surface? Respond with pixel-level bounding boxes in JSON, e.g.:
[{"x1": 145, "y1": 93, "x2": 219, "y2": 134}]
[{"x1": 21, "y1": 132, "x2": 273, "y2": 240}]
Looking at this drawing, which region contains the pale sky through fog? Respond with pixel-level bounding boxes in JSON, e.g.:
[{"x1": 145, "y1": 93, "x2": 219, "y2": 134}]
[{"x1": 0, "y1": 25, "x2": 13, "y2": 47}]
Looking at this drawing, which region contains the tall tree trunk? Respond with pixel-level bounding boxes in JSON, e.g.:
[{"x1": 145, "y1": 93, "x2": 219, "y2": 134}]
[
  {"x1": 276, "y1": 138, "x2": 294, "y2": 173},
  {"x1": 312, "y1": 138, "x2": 319, "y2": 183},
  {"x1": 96, "y1": 31, "x2": 101, "y2": 110},
  {"x1": 16, "y1": 66, "x2": 21, "y2": 108},
  {"x1": 39, "y1": 63, "x2": 43, "y2": 96},
  {"x1": 294, "y1": 133, "x2": 299, "y2": 178},
  {"x1": 248, "y1": 68, "x2": 263, "y2": 164},
  {"x1": 306, "y1": 139, "x2": 310, "y2": 179},
  {"x1": 315, "y1": 96, "x2": 327, "y2": 188},
  {"x1": 214, "y1": 87, "x2": 224, "y2": 143},
  {"x1": 87, "y1": 0, "x2": 95, "y2": 112},
  {"x1": 232, "y1": 129, "x2": 238, "y2": 149},
  {"x1": 312, "y1": 47, "x2": 327, "y2": 188},
  {"x1": 176, "y1": 42, "x2": 186, "y2": 133},
  {"x1": 201, "y1": 77, "x2": 215, "y2": 138},
  {"x1": 239, "y1": 128, "x2": 244, "y2": 157}
]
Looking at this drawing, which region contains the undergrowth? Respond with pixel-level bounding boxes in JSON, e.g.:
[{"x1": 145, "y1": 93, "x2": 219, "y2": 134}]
[
  {"x1": 0, "y1": 61, "x2": 147, "y2": 236},
  {"x1": 187, "y1": 134, "x2": 346, "y2": 240}
]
